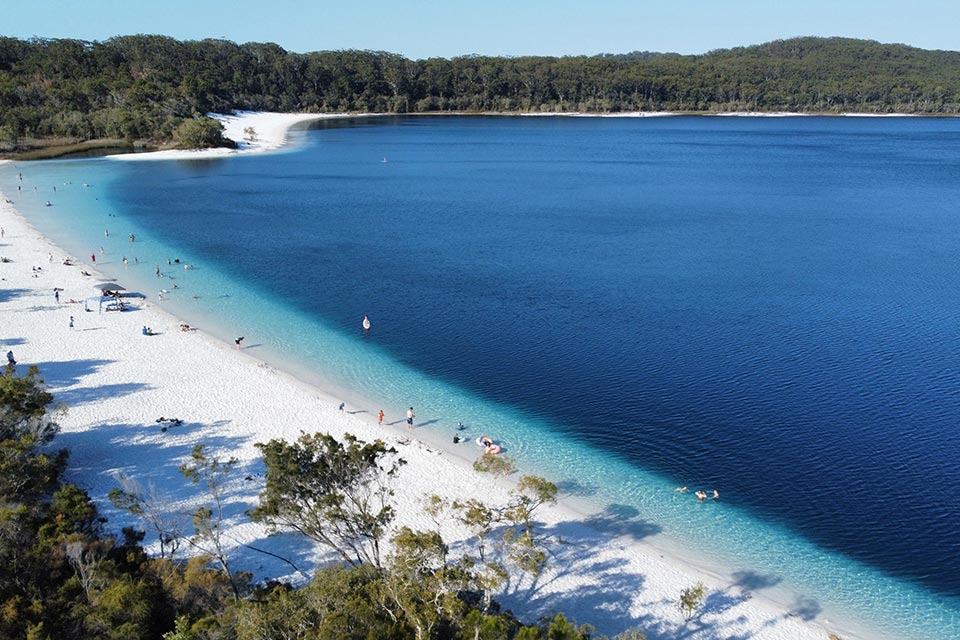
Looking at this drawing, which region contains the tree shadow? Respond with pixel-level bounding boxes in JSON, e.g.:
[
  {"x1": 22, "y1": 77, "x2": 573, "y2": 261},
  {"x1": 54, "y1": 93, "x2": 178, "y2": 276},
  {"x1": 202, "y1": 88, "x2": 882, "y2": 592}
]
[
  {"x1": 233, "y1": 530, "x2": 321, "y2": 586},
  {"x1": 731, "y1": 570, "x2": 782, "y2": 592},
  {"x1": 0, "y1": 336, "x2": 28, "y2": 347},
  {"x1": 489, "y1": 504, "x2": 661, "y2": 634},
  {"x1": 553, "y1": 478, "x2": 598, "y2": 497},
  {"x1": 582, "y1": 504, "x2": 663, "y2": 541},
  {"x1": 54, "y1": 381, "x2": 152, "y2": 407},
  {"x1": 786, "y1": 594, "x2": 821, "y2": 621},
  {"x1": 0, "y1": 288, "x2": 32, "y2": 303},
  {"x1": 32, "y1": 358, "x2": 116, "y2": 388}
]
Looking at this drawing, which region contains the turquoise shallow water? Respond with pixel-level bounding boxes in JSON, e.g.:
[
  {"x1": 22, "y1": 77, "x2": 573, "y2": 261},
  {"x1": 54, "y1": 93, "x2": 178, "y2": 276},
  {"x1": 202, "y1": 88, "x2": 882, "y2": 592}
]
[{"x1": 3, "y1": 115, "x2": 960, "y2": 638}]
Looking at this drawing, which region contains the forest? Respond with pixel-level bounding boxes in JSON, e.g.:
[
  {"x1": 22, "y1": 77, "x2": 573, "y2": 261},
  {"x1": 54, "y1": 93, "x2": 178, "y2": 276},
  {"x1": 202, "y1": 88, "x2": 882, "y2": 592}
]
[
  {"x1": 2, "y1": 34, "x2": 960, "y2": 153},
  {"x1": 1, "y1": 362, "x2": 662, "y2": 639}
]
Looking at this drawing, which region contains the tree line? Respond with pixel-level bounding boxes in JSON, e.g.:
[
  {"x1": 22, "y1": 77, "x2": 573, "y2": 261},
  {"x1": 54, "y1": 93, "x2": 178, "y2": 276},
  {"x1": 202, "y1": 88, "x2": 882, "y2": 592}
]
[
  {"x1": 3, "y1": 361, "x2": 683, "y2": 639},
  {"x1": 2, "y1": 35, "x2": 960, "y2": 151}
]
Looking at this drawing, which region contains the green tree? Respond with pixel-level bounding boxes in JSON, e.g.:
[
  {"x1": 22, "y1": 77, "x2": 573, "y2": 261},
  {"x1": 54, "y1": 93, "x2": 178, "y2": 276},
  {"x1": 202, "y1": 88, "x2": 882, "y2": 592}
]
[
  {"x1": 677, "y1": 582, "x2": 706, "y2": 620},
  {"x1": 252, "y1": 432, "x2": 404, "y2": 568},
  {"x1": 171, "y1": 116, "x2": 235, "y2": 150}
]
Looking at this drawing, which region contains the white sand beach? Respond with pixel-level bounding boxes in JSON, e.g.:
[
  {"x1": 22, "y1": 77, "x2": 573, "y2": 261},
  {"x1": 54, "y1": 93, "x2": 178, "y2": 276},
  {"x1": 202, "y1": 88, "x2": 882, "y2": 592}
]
[{"x1": 0, "y1": 112, "x2": 886, "y2": 639}]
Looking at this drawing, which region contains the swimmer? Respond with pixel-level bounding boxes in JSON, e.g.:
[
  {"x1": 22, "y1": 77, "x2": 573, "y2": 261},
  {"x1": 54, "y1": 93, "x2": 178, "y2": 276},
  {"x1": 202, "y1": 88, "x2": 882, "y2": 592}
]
[
  {"x1": 675, "y1": 486, "x2": 688, "y2": 493},
  {"x1": 695, "y1": 490, "x2": 707, "y2": 502},
  {"x1": 712, "y1": 490, "x2": 719, "y2": 500}
]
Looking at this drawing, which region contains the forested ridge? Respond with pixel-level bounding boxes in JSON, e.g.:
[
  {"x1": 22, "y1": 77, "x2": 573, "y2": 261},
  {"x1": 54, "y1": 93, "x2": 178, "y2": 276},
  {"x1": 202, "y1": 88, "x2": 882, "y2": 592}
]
[{"x1": 2, "y1": 34, "x2": 960, "y2": 152}]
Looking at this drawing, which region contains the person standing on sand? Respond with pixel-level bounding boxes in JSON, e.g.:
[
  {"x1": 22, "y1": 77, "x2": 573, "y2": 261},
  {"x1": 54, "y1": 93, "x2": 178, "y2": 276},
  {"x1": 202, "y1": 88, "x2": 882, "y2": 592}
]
[
  {"x1": 339, "y1": 402, "x2": 345, "y2": 412},
  {"x1": 54, "y1": 290, "x2": 59, "y2": 304},
  {"x1": 69, "y1": 315, "x2": 74, "y2": 330},
  {"x1": 235, "y1": 337, "x2": 244, "y2": 349},
  {"x1": 406, "y1": 407, "x2": 415, "y2": 429},
  {"x1": 378, "y1": 410, "x2": 384, "y2": 425}
]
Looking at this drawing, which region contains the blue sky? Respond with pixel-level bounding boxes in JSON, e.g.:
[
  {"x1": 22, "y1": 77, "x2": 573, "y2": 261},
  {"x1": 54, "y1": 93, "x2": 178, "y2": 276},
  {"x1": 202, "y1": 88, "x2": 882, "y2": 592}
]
[{"x1": 4, "y1": 0, "x2": 958, "y2": 58}]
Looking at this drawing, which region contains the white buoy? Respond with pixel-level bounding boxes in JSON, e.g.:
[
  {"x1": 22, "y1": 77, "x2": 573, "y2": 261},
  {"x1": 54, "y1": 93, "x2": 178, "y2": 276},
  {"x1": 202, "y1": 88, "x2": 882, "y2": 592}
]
[{"x1": 362, "y1": 315, "x2": 371, "y2": 331}]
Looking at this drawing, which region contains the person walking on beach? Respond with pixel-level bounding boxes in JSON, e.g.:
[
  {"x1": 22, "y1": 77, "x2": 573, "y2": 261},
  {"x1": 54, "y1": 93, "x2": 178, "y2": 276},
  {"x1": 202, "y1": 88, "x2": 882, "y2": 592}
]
[
  {"x1": 54, "y1": 290, "x2": 59, "y2": 304},
  {"x1": 69, "y1": 315, "x2": 75, "y2": 330},
  {"x1": 235, "y1": 336, "x2": 244, "y2": 349},
  {"x1": 339, "y1": 402, "x2": 345, "y2": 412},
  {"x1": 378, "y1": 409, "x2": 384, "y2": 425},
  {"x1": 406, "y1": 407, "x2": 415, "y2": 429}
]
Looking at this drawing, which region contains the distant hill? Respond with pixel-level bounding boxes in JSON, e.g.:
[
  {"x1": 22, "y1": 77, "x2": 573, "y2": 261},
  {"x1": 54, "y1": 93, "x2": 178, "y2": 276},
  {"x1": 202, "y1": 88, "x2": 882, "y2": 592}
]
[{"x1": 2, "y1": 35, "x2": 959, "y2": 153}]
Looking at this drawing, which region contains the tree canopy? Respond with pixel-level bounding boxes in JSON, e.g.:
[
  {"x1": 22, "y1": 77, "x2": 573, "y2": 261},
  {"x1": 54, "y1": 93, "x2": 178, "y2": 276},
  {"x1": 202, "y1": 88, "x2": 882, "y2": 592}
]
[{"x1": 3, "y1": 35, "x2": 960, "y2": 152}]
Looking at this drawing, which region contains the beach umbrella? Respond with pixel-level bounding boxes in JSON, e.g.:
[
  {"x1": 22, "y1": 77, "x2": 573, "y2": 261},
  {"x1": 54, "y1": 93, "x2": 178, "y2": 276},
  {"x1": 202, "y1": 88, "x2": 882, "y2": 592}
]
[{"x1": 93, "y1": 282, "x2": 125, "y2": 291}]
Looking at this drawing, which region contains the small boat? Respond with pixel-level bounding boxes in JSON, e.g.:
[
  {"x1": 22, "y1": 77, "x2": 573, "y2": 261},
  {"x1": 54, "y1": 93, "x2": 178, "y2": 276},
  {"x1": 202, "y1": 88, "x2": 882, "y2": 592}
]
[
  {"x1": 362, "y1": 315, "x2": 371, "y2": 331},
  {"x1": 381, "y1": 157, "x2": 388, "y2": 163}
]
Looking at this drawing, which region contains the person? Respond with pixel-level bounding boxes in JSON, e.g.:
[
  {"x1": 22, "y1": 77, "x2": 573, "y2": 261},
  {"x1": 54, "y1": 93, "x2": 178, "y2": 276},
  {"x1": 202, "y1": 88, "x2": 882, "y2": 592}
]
[
  {"x1": 457, "y1": 421, "x2": 464, "y2": 430},
  {"x1": 480, "y1": 435, "x2": 493, "y2": 447},
  {"x1": 69, "y1": 315, "x2": 74, "y2": 330},
  {"x1": 54, "y1": 290, "x2": 59, "y2": 304},
  {"x1": 142, "y1": 326, "x2": 148, "y2": 335},
  {"x1": 362, "y1": 314, "x2": 371, "y2": 331},
  {"x1": 675, "y1": 486, "x2": 687, "y2": 493},
  {"x1": 105, "y1": 229, "x2": 109, "y2": 238},
  {"x1": 129, "y1": 233, "x2": 135, "y2": 243},
  {"x1": 712, "y1": 489, "x2": 719, "y2": 500},
  {"x1": 235, "y1": 336, "x2": 244, "y2": 349},
  {"x1": 378, "y1": 409, "x2": 384, "y2": 425},
  {"x1": 179, "y1": 323, "x2": 191, "y2": 332},
  {"x1": 155, "y1": 265, "x2": 160, "y2": 277},
  {"x1": 453, "y1": 434, "x2": 461, "y2": 444},
  {"x1": 695, "y1": 490, "x2": 707, "y2": 502},
  {"x1": 6, "y1": 350, "x2": 15, "y2": 366},
  {"x1": 91, "y1": 253, "x2": 95, "y2": 263},
  {"x1": 122, "y1": 256, "x2": 128, "y2": 266},
  {"x1": 406, "y1": 407, "x2": 415, "y2": 429},
  {"x1": 339, "y1": 402, "x2": 345, "y2": 412}
]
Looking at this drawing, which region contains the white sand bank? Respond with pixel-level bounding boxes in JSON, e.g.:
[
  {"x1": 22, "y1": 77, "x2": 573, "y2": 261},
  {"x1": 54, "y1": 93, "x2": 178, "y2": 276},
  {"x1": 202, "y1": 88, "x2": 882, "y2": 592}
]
[
  {"x1": 106, "y1": 111, "x2": 362, "y2": 161},
  {"x1": 0, "y1": 140, "x2": 885, "y2": 640}
]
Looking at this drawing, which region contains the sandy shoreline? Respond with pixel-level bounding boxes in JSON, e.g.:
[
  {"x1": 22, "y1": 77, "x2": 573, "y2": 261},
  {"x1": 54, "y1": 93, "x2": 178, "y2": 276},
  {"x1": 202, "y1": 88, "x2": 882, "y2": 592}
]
[{"x1": 0, "y1": 112, "x2": 890, "y2": 639}]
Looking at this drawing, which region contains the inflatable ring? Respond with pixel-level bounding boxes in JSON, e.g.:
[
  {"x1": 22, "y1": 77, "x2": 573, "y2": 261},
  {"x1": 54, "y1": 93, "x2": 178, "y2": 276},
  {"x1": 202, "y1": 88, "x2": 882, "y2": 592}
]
[
  {"x1": 477, "y1": 435, "x2": 494, "y2": 448},
  {"x1": 486, "y1": 444, "x2": 501, "y2": 455}
]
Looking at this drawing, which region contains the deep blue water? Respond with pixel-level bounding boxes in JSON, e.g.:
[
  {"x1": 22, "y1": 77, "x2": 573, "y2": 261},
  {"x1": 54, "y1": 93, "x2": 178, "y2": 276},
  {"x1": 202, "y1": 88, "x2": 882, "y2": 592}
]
[{"x1": 5, "y1": 115, "x2": 960, "y2": 637}]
